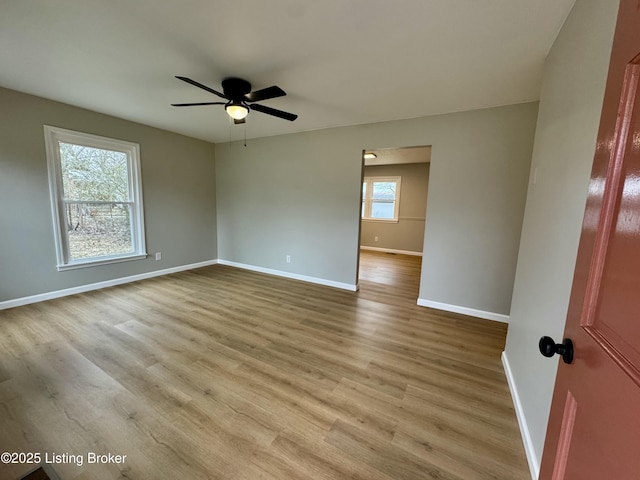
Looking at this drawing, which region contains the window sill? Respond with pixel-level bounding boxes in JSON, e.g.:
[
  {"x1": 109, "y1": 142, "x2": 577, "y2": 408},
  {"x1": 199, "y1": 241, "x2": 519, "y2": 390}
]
[
  {"x1": 362, "y1": 218, "x2": 399, "y2": 224},
  {"x1": 57, "y1": 253, "x2": 148, "y2": 271}
]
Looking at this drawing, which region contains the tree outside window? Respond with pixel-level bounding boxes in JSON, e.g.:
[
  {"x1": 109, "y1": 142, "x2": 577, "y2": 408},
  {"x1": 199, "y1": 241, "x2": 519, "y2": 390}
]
[
  {"x1": 361, "y1": 176, "x2": 401, "y2": 222},
  {"x1": 45, "y1": 126, "x2": 146, "y2": 270}
]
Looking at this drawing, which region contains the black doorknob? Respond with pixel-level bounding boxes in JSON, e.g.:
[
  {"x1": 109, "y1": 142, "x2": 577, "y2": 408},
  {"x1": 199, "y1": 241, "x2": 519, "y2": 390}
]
[{"x1": 539, "y1": 336, "x2": 574, "y2": 364}]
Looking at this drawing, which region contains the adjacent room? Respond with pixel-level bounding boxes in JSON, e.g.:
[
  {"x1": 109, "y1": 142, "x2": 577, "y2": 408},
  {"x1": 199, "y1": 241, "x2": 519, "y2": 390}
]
[
  {"x1": 358, "y1": 146, "x2": 430, "y2": 305},
  {"x1": 1, "y1": 1, "x2": 637, "y2": 479}
]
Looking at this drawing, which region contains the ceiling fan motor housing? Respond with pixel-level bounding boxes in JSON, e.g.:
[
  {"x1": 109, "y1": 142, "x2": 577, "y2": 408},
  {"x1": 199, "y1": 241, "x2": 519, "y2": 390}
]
[{"x1": 222, "y1": 78, "x2": 252, "y2": 100}]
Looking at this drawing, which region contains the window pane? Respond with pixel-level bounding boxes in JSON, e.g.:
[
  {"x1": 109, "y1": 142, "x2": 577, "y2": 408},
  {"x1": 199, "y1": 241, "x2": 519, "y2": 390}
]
[
  {"x1": 371, "y1": 201, "x2": 395, "y2": 219},
  {"x1": 362, "y1": 181, "x2": 367, "y2": 201},
  {"x1": 65, "y1": 202, "x2": 133, "y2": 260},
  {"x1": 362, "y1": 177, "x2": 400, "y2": 221},
  {"x1": 45, "y1": 126, "x2": 146, "y2": 269},
  {"x1": 59, "y1": 142, "x2": 129, "y2": 202},
  {"x1": 372, "y1": 181, "x2": 396, "y2": 201}
]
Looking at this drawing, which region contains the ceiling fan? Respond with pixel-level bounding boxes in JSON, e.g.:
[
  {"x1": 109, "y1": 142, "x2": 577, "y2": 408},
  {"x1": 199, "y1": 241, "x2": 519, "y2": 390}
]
[{"x1": 171, "y1": 76, "x2": 298, "y2": 124}]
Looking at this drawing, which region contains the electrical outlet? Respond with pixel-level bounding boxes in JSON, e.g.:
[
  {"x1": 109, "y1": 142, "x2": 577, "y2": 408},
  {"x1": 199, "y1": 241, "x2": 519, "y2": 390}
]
[
  {"x1": 374, "y1": 236, "x2": 379, "y2": 242},
  {"x1": 155, "y1": 252, "x2": 162, "y2": 261},
  {"x1": 286, "y1": 255, "x2": 291, "y2": 263}
]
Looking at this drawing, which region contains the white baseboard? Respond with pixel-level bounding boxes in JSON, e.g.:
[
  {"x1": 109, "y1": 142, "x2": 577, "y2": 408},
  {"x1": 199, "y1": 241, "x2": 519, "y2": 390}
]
[
  {"x1": 0, "y1": 260, "x2": 219, "y2": 310},
  {"x1": 502, "y1": 351, "x2": 539, "y2": 480},
  {"x1": 360, "y1": 246, "x2": 423, "y2": 257},
  {"x1": 217, "y1": 259, "x2": 358, "y2": 292},
  {"x1": 416, "y1": 298, "x2": 510, "y2": 323}
]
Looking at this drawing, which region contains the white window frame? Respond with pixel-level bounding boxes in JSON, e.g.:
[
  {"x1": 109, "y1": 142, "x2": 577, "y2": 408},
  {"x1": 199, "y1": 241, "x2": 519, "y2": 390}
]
[
  {"x1": 44, "y1": 125, "x2": 147, "y2": 271},
  {"x1": 362, "y1": 176, "x2": 402, "y2": 223}
]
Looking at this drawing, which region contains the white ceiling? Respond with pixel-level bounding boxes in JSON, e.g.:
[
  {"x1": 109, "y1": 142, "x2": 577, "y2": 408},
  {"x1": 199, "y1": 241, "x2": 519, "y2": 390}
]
[{"x1": 0, "y1": 0, "x2": 575, "y2": 144}]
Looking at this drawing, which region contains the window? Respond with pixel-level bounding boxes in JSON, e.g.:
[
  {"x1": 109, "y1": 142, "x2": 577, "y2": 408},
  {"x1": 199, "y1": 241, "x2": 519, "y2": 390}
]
[
  {"x1": 361, "y1": 176, "x2": 401, "y2": 222},
  {"x1": 44, "y1": 126, "x2": 146, "y2": 270}
]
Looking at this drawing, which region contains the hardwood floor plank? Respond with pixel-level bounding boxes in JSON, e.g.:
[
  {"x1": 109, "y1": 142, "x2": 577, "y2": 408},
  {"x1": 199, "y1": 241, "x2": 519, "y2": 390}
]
[
  {"x1": 391, "y1": 427, "x2": 524, "y2": 480},
  {"x1": 235, "y1": 360, "x2": 399, "y2": 442},
  {"x1": 266, "y1": 340, "x2": 408, "y2": 398},
  {"x1": 0, "y1": 251, "x2": 529, "y2": 479},
  {"x1": 326, "y1": 419, "x2": 462, "y2": 480},
  {"x1": 90, "y1": 391, "x2": 236, "y2": 480},
  {"x1": 404, "y1": 383, "x2": 517, "y2": 433},
  {"x1": 264, "y1": 428, "x2": 397, "y2": 480},
  {"x1": 392, "y1": 419, "x2": 531, "y2": 480},
  {"x1": 366, "y1": 358, "x2": 510, "y2": 400},
  {"x1": 190, "y1": 356, "x2": 330, "y2": 437}
]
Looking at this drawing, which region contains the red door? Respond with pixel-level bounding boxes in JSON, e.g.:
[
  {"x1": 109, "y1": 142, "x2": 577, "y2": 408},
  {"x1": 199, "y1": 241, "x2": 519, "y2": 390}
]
[{"x1": 539, "y1": 1, "x2": 640, "y2": 479}]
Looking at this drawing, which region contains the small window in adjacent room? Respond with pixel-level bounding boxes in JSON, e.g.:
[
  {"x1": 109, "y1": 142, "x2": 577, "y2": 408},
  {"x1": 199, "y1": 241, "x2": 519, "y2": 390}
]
[
  {"x1": 361, "y1": 176, "x2": 401, "y2": 222},
  {"x1": 44, "y1": 126, "x2": 147, "y2": 270}
]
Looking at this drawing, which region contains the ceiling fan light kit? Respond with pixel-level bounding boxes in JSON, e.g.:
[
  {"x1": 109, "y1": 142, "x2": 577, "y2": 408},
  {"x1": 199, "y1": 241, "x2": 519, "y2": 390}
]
[
  {"x1": 172, "y1": 76, "x2": 297, "y2": 123},
  {"x1": 225, "y1": 102, "x2": 249, "y2": 120}
]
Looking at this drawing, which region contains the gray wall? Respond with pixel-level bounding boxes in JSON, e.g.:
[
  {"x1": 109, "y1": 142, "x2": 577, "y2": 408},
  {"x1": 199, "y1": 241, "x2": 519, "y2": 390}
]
[
  {"x1": 0, "y1": 87, "x2": 217, "y2": 303},
  {"x1": 504, "y1": 0, "x2": 619, "y2": 474},
  {"x1": 361, "y1": 162, "x2": 429, "y2": 253},
  {"x1": 1, "y1": 87, "x2": 536, "y2": 322},
  {"x1": 216, "y1": 102, "x2": 537, "y2": 316}
]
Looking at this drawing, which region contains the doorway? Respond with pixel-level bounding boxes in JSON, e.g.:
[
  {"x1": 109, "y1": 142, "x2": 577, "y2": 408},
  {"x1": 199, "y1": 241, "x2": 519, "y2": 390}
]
[{"x1": 357, "y1": 145, "x2": 431, "y2": 301}]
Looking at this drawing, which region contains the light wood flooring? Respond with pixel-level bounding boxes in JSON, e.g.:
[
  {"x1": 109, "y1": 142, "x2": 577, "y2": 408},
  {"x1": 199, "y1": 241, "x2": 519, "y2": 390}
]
[{"x1": 0, "y1": 251, "x2": 529, "y2": 479}]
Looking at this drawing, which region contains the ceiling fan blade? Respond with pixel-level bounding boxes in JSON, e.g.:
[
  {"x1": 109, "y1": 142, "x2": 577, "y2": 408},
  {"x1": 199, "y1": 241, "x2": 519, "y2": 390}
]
[
  {"x1": 244, "y1": 86, "x2": 286, "y2": 102},
  {"x1": 175, "y1": 76, "x2": 227, "y2": 99},
  {"x1": 234, "y1": 118, "x2": 246, "y2": 125},
  {"x1": 250, "y1": 103, "x2": 298, "y2": 121},
  {"x1": 171, "y1": 102, "x2": 226, "y2": 107}
]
